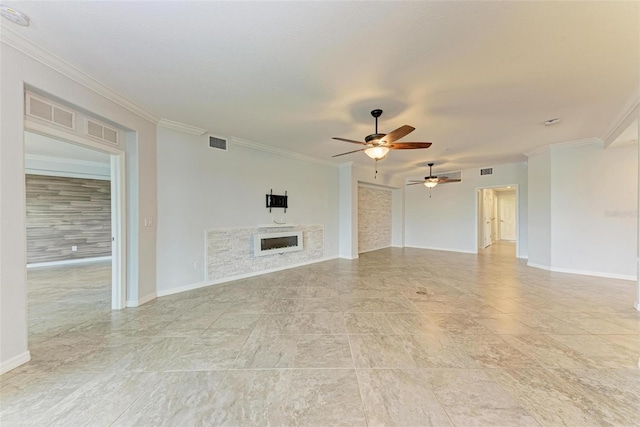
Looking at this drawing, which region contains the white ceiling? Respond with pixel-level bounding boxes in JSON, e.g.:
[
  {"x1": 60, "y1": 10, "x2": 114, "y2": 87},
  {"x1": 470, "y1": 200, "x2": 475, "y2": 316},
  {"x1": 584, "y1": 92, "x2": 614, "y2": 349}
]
[{"x1": 4, "y1": 1, "x2": 639, "y2": 175}]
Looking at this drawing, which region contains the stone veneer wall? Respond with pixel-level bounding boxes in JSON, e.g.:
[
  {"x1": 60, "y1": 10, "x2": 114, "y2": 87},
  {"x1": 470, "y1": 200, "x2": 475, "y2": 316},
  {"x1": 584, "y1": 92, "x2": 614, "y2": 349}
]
[
  {"x1": 207, "y1": 225, "x2": 324, "y2": 281},
  {"x1": 358, "y1": 186, "x2": 392, "y2": 253}
]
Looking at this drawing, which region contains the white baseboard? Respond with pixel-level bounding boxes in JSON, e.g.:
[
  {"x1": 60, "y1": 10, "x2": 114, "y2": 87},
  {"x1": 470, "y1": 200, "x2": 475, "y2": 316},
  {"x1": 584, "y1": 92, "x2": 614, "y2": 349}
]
[
  {"x1": 527, "y1": 262, "x2": 552, "y2": 271},
  {"x1": 0, "y1": 351, "x2": 31, "y2": 375},
  {"x1": 403, "y1": 245, "x2": 477, "y2": 254},
  {"x1": 358, "y1": 245, "x2": 391, "y2": 254},
  {"x1": 517, "y1": 255, "x2": 529, "y2": 260},
  {"x1": 157, "y1": 256, "x2": 339, "y2": 298},
  {"x1": 527, "y1": 262, "x2": 636, "y2": 281},
  {"x1": 27, "y1": 256, "x2": 111, "y2": 269},
  {"x1": 126, "y1": 292, "x2": 157, "y2": 307}
]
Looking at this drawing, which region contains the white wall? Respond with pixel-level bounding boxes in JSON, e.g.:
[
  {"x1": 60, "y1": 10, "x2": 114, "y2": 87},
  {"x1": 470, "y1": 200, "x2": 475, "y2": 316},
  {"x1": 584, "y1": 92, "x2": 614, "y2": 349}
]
[
  {"x1": 404, "y1": 162, "x2": 529, "y2": 256},
  {"x1": 155, "y1": 128, "x2": 340, "y2": 294},
  {"x1": 551, "y1": 142, "x2": 637, "y2": 278},
  {"x1": 527, "y1": 151, "x2": 552, "y2": 266},
  {"x1": 0, "y1": 41, "x2": 157, "y2": 373}
]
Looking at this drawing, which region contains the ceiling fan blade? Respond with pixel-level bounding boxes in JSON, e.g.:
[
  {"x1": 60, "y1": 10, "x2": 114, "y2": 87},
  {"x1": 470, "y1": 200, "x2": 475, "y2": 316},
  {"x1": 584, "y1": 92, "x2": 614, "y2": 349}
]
[
  {"x1": 332, "y1": 137, "x2": 366, "y2": 145},
  {"x1": 439, "y1": 178, "x2": 461, "y2": 183},
  {"x1": 381, "y1": 125, "x2": 415, "y2": 144},
  {"x1": 408, "y1": 180, "x2": 425, "y2": 183},
  {"x1": 406, "y1": 182, "x2": 425, "y2": 186},
  {"x1": 389, "y1": 142, "x2": 433, "y2": 149},
  {"x1": 332, "y1": 148, "x2": 365, "y2": 157}
]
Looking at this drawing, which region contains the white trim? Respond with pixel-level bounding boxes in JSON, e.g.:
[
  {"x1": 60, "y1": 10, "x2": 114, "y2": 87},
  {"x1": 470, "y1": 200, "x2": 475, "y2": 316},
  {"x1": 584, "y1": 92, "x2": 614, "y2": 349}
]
[
  {"x1": 25, "y1": 153, "x2": 109, "y2": 168},
  {"x1": 230, "y1": 137, "x2": 335, "y2": 167},
  {"x1": 25, "y1": 153, "x2": 110, "y2": 180},
  {"x1": 635, "y1": 302, "x2": 640, "y2": 311},
  {"x1": 110, "y1": 153, "x2": 127, "y2": 310},
  {"x1": 527, "y1": 262, "x2": 552, "y2": 271},
  {"x1": 358, "y1": 245, "x2": 392, "y2": 254},
  {"x1": 602, "y1": 91, "x2": 640, "y2": 147},
  {"x1": 126, "y1": 292, "x2": 157, "y2": 307},
  {"x1": 523, "y1": 138, "x2": 602, "y2": 157},
  {"x1": 339, "y1": 255, "x2": 360, "y2": 260},
  {"x1": 158, "y1": 119, "x2": 207, "y2": 135},
  {"x1": 25, "y1": 168, "x2": 109, "y2": 181},
  {"x1": 27, "y1": 256, "x2": 112, "y2": 268},
  {"x1": 157, "y1": 257, "x2": 338, "y2": 298},
  {"x1": 527, "y1": 262, "x2": 636, "y2": 281},
  {"x1": 403, "y1": 244, "x2": 477, "y2": 254},
  {"x1": 516, "y1": 255, "x2": 529, "y2": 260},
  {"x1": 1, "y1": 27, "x2": 159, "y2": 124},
  {"x1": 0, "y1": 351, "x2": 31, "y2": 375},
  {"x1": 357, "y1": 182, "x2": 396, "y2": 191}
]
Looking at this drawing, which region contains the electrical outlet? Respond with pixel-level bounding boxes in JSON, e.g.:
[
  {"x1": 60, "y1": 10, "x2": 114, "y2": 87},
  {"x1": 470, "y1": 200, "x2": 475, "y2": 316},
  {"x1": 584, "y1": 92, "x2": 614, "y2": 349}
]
[
  {"x1": 144, "y1": 217, "x2": 153, "y2": 227},
  {"x1": 194, "y1": 261, "x2": 201, "y2": 270},
  {"x1": 71, "y1": 245, "x2": 77, "y2": 252}
]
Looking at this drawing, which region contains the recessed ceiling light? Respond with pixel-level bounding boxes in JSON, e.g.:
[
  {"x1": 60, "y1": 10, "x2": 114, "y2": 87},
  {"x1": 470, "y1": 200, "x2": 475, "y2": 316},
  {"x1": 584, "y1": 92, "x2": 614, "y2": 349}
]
[
  {"x1": 544, "y1": 118, "x2": 561, "y2": 126},
  {"x1": 0, "y1": 5, "x2": 30, "y2": 26}
]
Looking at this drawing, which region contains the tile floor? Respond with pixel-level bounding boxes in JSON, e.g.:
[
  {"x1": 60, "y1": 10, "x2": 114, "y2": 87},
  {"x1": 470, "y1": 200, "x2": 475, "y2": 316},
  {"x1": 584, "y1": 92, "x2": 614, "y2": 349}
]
[{"x1": 1, "y1": 243, "x2": 639, "y2": 426}]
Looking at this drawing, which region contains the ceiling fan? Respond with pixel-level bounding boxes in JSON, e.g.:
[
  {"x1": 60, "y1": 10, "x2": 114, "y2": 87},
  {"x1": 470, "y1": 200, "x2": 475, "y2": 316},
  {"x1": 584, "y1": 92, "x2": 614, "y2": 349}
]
[
  {"x1": 332, "y1": 109, "x2": 432, "y2": 177},
  {"x1": 407, "y1": 163, "x2": 460, "y2": 196}
]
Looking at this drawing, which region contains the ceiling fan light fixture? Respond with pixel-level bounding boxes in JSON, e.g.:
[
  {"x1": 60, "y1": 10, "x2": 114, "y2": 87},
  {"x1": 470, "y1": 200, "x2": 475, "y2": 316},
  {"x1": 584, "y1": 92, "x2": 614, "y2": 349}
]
[
  {"x1": 424, "y1": 178, "x2": 438, "y2": 188},
  {"x1": 364, "y1": 146, "x2": 389, "y2": 160}
]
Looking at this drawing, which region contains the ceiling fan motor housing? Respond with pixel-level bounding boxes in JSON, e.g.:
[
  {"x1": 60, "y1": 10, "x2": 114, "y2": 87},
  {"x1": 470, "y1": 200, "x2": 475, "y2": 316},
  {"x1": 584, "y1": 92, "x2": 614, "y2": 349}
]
[{"x1": 365, "y1": 133, "x2": 387, "y2": 144}]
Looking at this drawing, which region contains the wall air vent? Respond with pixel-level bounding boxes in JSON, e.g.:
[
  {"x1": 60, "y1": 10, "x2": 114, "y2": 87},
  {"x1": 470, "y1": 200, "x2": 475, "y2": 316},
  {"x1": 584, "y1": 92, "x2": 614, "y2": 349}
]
[
  {"x1": 209, "y1": 135, "x2": 228, "y2": 151},
  {"x1": 26, "y1": 94, "x2": 76, "y2": 130},
  {"x1": 86, "y1": 119, "x2": 119, "y2": 146},
  {"x1": 480, "y1": 168, "x2": 493, "y2": 176}
]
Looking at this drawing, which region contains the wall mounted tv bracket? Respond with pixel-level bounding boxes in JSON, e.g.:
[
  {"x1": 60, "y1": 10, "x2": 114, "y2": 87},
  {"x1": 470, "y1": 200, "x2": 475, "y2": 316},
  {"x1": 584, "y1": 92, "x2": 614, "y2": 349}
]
[{"x1": 266, "y1": 189, "x2": 288, "y2": 213}]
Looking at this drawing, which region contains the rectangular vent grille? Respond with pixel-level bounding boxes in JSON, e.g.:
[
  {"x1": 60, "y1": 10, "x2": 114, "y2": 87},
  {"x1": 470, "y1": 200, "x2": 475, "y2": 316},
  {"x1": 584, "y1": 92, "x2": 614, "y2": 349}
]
[
  {"x1": 209, "y1": 135, "x2": 227, "y2": 151},
  {"x1": 26, "y1": 94, "x2": 76, "y2": 130},
  {"x1": 86, "y1": 119, "x2": 119, "y2": 145},
  {"x1": 480, "y1": 168, "x2": 493, "y2": 176}
]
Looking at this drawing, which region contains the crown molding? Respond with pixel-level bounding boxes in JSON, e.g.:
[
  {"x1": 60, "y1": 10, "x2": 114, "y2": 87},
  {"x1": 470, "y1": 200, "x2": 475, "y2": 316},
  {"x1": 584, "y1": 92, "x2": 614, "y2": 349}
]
[
  {"x1": 229, "y1": 137, "x2": 336, "y2": 167},
  {"x1": 1, "y1": 27, "x2": 159, "y2": 124},
  {"x1": 601, "y1": 91, "x2": 640, "y2": 148},
  {"x1": 25, "y1": 153, "x2": 110, "y2": 167},
  {"x1": 523, "y1": 137, "x2": 602, "y2": 157},
  {"x1": 157, "y1": 119, "x2": 207, "y2": 135}
]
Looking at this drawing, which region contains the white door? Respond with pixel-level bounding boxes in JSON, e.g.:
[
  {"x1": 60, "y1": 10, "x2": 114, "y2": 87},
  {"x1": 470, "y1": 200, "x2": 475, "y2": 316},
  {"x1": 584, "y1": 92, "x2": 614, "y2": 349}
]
[
  {"x1": 499, "y1": 196, "x2": 516, "y2": 241},
  {"x1": 482, "y1": 190, "x2": 492, "y2": 248}
]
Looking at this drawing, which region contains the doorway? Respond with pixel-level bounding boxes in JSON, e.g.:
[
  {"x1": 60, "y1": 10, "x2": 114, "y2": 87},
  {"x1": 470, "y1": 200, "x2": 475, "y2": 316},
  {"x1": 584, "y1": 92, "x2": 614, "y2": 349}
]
[
  {"x1": 477, "y1": 185, "x2": 518, "y2": 256},
  {"x1": 23, "y1": 127, "x2": 126, "y2": 311}
]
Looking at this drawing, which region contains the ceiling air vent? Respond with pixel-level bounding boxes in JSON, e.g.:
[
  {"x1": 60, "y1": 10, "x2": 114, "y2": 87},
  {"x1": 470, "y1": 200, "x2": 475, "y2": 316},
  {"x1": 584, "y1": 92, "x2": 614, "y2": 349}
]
[
  {"x1": 26, "y1": 94, "x2": 76, "y2": 130},
  {"x1": 209, "y1": 135, "x2": 227, "y2": 151},
  {"x1": 480, "y1": 168, "x2": 493, "y2": 176},
  {"x1": 86, "y1": 118, "x2": 119, "y2": 145}
]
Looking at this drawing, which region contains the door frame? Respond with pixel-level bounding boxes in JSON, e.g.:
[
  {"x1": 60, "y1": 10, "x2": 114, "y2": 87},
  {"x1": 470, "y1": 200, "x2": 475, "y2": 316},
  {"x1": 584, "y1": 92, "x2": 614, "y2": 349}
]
[
  {"x1": 474, "y1": 184, "x2": 520, "y2": 258},
  {"x1": 24, "y1": 121, "x2": 127, "y2": 310},
  {"x1": 497, "y1": 194, "x2": 517, "y2": 241}
]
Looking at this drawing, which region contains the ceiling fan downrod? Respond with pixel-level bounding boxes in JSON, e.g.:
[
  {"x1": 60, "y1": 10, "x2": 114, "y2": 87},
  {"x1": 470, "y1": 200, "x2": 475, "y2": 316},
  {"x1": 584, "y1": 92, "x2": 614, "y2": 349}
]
[{"x1": 371, "y1": 109, "x2": 383, "y2": 135}]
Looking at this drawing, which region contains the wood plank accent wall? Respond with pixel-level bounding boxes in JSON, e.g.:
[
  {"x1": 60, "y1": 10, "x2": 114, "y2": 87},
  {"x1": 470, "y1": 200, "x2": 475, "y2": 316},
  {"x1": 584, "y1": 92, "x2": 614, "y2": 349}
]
[{"x1": 26, "y1": 174, "x2": 111, "y2": 264}]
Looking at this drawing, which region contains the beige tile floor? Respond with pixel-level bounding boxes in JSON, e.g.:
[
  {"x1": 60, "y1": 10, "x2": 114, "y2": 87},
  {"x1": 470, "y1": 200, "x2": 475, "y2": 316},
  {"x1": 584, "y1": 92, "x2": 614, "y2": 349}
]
[{"x1": 1, "y1": 242, "x2": 639, "y2": 426}]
